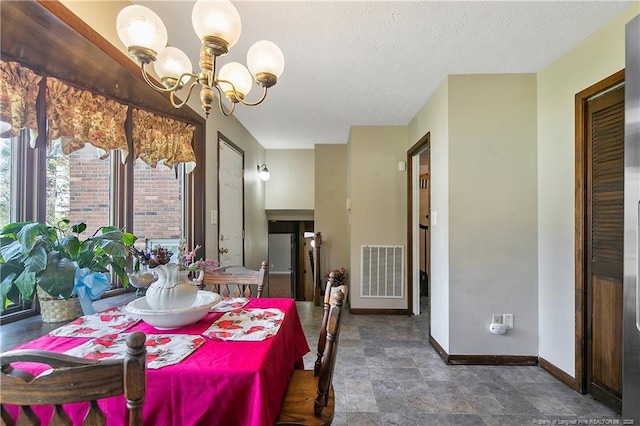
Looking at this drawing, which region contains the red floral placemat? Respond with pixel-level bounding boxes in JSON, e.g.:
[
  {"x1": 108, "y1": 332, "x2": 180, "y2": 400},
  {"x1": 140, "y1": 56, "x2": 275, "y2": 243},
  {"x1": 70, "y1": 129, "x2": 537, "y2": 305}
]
[
  {"x1": 203, "y1": 308, "x2": 284, "y2": 341},
  {"x1": 49, "y1": 313, "x2": 140, "y2": 338},
  {"x1": 210, "y1": 297, "x2": 249, "y2": 313},
  {"x1": 64, "y1": 333, "x2": 206, "y2": 369}
]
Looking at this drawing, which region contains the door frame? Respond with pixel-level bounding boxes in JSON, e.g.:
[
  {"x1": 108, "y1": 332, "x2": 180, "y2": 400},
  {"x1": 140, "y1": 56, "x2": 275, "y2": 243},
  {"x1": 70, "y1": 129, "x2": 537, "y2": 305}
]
[
  {"x1": 407, "y1": 132, "x2": 430, "y2": 316},
  {"x1": 217, "y1": 131, "x2": 245, "y2": 265},
  {"x1": 575, "y1": 69, "x2": 625, "y2": 393}
]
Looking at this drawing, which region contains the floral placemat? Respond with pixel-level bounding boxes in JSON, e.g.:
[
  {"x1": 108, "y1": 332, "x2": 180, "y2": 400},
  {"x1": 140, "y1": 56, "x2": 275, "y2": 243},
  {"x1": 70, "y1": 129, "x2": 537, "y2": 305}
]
[
  {"x1": 203, "y1": 308, "x2": 285, "y2": 341},
  {"x1": 49, "y1": 312, "x2": 140, "y2": 338},
  {"x1": 99, "y1": 305, "x2": 128, "y2": 314},
  {"x1": 64, "y1": 333, "x2": 206, "y2": 369},
  {"x1": 210, "y1": 297, "x2": 249, "y2": 313}
]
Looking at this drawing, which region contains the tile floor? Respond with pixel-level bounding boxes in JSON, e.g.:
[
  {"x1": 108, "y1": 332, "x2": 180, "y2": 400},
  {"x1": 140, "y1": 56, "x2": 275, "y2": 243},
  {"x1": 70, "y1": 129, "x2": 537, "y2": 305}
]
[
  {"x1": 294, "y1": 298, "x2": 622, "y2": 426},
  {"x1": 0, "y1": 295, "x2": 623, "y2": 425}
]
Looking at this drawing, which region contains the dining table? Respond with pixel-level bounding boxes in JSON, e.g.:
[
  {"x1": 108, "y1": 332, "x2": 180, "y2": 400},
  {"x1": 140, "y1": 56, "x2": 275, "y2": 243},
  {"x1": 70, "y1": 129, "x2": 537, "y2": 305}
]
[{"x1": 2, "y1": 297, "x2": 310, "y2": 426}]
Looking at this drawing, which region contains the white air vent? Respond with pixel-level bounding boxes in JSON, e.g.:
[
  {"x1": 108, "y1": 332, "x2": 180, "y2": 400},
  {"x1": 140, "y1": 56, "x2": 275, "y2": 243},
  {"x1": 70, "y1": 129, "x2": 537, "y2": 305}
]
[{"x1": 360, "y1": 245, "x2": 404, "y2": 298}]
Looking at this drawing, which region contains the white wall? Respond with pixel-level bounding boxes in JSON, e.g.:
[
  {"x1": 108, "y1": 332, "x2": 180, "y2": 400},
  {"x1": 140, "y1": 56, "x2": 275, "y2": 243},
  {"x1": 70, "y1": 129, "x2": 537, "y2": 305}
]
[
  {"x1": 265, "y1": 150, "x2": 315, "y2": 211},
  {"x1": 448, "y1": 74, "x2": 538, "y2": 355},
  {"x1": 408, "y1": 79, "x2": 450, "y2": 351},
  {"x1": 537, "y1": 5, "x2": 639, "y2": 375},
  {"x1": 268, "y1": 234, "x2": 291, "y2": 273}
]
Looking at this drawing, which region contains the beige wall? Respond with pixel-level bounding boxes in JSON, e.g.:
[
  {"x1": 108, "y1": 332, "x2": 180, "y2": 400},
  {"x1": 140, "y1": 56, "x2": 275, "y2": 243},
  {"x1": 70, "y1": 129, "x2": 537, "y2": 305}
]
[
  {"x1": 197, "y1": 106, "x2": 268, "y2": 271},
  {"x1": 314, "y1": 144, "x2": 348, "y2": 275},
  {"x1": 408, "y1": 74, "x2": 538, "y2": 355},
  {"x1": 537, "y1": 4, "x2": 639, "y2": 376},
  {"x1": 448, "y1": 73, "x2": 538, "y2": 355},
  {"x1": 347, "y1": 126, "x2": 409, "y2": 310},
  {"x1": 408, "y1": 78, "x2": 450, "y2": 351},
  {"x1": 265, "y1": 150, "x2": 315, "y2": 211},
  {"x1": 60, "y1": 1, "x2": 130, "y2": 56},
  {"x1": 64, "y1": 1, "x2": 269, "y2": 270}
]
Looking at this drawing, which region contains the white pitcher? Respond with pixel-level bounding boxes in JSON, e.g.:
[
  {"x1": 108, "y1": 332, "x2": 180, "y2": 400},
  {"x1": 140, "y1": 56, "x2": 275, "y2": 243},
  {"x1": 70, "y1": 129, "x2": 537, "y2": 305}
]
[{"x1": 145, "y1": 263, "x2": 198, "y2": 310}]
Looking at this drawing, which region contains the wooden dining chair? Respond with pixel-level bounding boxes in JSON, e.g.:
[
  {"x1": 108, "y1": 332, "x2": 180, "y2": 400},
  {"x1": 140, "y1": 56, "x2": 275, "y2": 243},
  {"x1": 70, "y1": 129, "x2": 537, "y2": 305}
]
[
  {"x1": 0, "y1": 331, "x2": 146, "y2": 426},
  {"x1": 315, "y1": 273, "x2": 348, "y2": 376},
  {"x1": 199, "y1": 260, "x2": 268, "y2": 298},
  {"x1": 275, "y1": 289, "x2": 345, "y2": 425}
]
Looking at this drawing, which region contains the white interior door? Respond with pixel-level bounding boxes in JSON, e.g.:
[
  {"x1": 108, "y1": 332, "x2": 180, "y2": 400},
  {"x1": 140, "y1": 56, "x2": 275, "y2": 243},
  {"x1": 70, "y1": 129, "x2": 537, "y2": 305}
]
[{"x1": 218, "y1": 137, "x2": 244, "y2": 265}]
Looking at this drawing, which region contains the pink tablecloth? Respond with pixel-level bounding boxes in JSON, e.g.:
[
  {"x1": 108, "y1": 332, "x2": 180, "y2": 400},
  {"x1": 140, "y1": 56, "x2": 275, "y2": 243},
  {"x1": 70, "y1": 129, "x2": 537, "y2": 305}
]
[{"x1": 4, "y1": 298, "x2": 310, "y2": 426}]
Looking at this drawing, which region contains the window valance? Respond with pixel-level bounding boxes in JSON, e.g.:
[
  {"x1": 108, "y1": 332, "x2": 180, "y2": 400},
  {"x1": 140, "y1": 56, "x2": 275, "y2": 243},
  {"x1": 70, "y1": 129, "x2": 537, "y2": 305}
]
[
  {"x1": 46, "y1": 78, "x2": 128, "y2": 159},
  {"x1": 0, "y1": 60, "x2": 42, "y2": 147},
  {"x1": 132, "y1": 108, "x2": 196, "y2": 173}
]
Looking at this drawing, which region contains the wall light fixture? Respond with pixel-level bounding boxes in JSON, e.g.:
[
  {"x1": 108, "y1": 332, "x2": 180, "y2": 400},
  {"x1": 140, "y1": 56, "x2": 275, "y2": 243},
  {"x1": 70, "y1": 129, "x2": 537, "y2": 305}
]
[{"x1": 257, "y1": 164, "x2": 271, "y2": 181}]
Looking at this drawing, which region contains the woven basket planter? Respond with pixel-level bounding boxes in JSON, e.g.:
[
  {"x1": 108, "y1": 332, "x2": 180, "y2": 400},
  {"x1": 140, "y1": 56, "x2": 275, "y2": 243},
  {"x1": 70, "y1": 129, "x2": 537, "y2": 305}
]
[{"x1": 36, "y1": 286, "x2": 83, "y2": 323}]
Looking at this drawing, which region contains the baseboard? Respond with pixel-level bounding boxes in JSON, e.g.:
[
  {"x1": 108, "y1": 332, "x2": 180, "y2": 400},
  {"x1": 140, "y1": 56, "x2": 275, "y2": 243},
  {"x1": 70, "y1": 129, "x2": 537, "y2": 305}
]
[
  {"x1": 538, "y1": 357, "x2": 578, "y2": 391},
  {"x1": 447, "y1": 355, "x2": 538, "y2": 366},
  {"x1": 348, "y1": 308, "x2": 408, "y2": 315},
  {"x1": 428, "y1": 335, "x2": 537, "y2": 365},
  {"x1": 429, "y1": 335, "x2": 449, "y2": 364}
]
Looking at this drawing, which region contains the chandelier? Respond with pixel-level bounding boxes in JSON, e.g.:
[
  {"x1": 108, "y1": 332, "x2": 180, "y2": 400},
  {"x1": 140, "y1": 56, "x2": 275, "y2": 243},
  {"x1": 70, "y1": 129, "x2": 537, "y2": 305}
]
[{"x1": 116, "y1": 0, "x2": 284, "y2": 118}]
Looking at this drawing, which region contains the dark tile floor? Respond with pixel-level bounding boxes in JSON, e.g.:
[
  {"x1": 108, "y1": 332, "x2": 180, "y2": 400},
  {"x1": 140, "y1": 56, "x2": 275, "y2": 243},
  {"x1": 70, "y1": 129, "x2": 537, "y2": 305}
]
[
  {"x1": 1, "y1": 295, "x2": 622, "y2": 426},
  {"x1": 295, "y1": 298, "x2": 622, "y2": 426}
]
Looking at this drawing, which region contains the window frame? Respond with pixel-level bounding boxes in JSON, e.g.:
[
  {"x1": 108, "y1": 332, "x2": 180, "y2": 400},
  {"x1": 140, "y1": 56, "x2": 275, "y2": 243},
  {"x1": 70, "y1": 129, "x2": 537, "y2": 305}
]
[{"x1": 1, "y1": 2, "x2": 207, "y2": 323}]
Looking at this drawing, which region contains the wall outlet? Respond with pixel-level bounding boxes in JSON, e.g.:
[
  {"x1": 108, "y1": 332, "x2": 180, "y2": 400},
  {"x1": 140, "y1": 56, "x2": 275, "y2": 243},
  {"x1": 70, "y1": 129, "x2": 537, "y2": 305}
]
[
  {"x1": 503, "y1": 313, "x2": 514, "y2": 329},
  {"x1": 492, "y1": 314, "x2": 503, "y2": 324}
]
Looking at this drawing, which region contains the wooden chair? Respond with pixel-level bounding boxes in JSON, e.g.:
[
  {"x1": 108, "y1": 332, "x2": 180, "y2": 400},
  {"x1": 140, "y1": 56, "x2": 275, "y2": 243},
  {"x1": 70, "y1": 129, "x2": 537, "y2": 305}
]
[
  {"x1": 315, "y1": 273, "x2": 348, "y2": 376},
  {"x1": 0, "y1": 331, "x2": 146, "y2": 426},
  {"x1": 275, "y1": 289, "x2": 345, "y2": 425},
  {"x1": 199, "y1": 261, "x2": 268, "y2": 298}
]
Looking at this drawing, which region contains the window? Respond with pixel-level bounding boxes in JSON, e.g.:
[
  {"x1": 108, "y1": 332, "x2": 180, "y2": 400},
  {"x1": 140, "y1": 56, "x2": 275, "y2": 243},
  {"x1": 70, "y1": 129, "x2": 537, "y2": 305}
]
[
  {"x1": 133, "y1": 159, "x2": 184, "y2": 259},
  {"x1": 1, "y1": 59, "x2": 204, "y2": 323},
  {"x1": 0, "y1": 137, "x2": 14, "y2": 227},
  {"x1": 0, "y1": 134, "x2": 37, "y2": 320},
  {"x1": 46, "y1": 140, "x2": 111, "y2": 237}
]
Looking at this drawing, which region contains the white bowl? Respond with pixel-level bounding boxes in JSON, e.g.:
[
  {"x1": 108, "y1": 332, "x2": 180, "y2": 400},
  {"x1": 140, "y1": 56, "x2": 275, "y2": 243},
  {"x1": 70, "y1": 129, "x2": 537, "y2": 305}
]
[{"x1": 125, "y1": 291, "x2": 222, "y2": 330}]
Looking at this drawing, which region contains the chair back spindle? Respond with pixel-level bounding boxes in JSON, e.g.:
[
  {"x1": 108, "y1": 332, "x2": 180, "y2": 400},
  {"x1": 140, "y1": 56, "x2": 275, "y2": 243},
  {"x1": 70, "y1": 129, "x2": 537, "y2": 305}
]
[
  {"x1": 0, "y1": 331, "x2": 147, "y2": 426},
  {"x1": 315, "y1": 272, "x2": 348, "y2": 376},
  {"x1": 275, "y1": 289, "x2": 345, "y2": 425},
  {"x1": 200, "y1": 261, "x2": 268, "y2": 298},
  {"x1": 314, "y1": 289, "x2": 344, "y2": 417}
]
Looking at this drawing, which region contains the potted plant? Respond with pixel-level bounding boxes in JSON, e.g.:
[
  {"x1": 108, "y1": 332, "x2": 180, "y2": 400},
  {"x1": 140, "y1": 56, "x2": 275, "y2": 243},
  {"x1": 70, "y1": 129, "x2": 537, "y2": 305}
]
[{"x1": 0, "y1": 220, "x2": 137, "y2": 322}]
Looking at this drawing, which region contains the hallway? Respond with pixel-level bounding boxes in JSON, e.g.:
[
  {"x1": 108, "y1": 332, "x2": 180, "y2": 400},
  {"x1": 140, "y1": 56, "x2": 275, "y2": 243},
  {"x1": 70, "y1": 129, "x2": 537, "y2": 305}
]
[{"x1": 295, "y1": 298, "x2": 621, "y2": 426}]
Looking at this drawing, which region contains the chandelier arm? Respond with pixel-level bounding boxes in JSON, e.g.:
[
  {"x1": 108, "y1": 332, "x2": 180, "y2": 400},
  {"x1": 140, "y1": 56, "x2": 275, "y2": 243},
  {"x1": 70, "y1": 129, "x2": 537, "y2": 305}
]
[
  {"x1": 213, "y1": 83, "x2": 235, "y2": 116},
  {"x1": 141, "y1": 63, "x2": 198, "y2": 93},
  {"x1": 168, "y1": 82, "x2": 199, "y2": 109},
  {"x1": 235, "y1": 86, "x2": 268, "y2": 107},
  {"x1": 208, "y1": 56, "x2": 217, "y2": 88}
]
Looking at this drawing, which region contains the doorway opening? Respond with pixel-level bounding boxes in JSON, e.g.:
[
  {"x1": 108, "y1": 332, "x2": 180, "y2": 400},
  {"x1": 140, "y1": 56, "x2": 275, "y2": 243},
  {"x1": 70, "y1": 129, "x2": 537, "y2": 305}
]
[
  {"x1": 268, "y1": 220, "x2": 314, "y2": 300},
  {"x1": 407, "y1": 132, "x2": 431, "y2": 319}
]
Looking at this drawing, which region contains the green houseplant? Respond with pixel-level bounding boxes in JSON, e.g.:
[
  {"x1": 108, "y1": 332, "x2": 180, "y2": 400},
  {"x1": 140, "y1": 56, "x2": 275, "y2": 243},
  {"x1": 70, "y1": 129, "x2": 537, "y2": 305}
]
[{"x1": 0, "y1": 220, "x2": 137, "y2": 318}]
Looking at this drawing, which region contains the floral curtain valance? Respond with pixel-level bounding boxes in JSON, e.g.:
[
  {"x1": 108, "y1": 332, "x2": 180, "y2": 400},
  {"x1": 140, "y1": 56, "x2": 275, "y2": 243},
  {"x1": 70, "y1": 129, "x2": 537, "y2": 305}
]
[
  {"x1": 46, "y1": 78, "x2": 128, "y2": 159},
  {"x1": 0, "y1": 60, "x2": 42, "y2": 147},
  {"x1": 132, "y1": 108, "x2": 196, "y2": 173}
]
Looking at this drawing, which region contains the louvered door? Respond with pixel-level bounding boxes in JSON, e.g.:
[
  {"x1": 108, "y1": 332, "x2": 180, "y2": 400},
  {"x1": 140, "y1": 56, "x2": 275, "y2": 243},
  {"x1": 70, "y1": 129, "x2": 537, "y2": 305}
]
[{"x1": 586, "y1": 84, "x2": 625, "y2": 410}]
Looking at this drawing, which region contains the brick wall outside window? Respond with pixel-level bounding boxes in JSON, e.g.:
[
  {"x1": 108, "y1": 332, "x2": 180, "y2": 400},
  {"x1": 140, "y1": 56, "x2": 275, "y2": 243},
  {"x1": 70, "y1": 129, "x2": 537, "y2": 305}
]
[{"x1": 64, "y1": 147, "x2": 182, "y2": 247}]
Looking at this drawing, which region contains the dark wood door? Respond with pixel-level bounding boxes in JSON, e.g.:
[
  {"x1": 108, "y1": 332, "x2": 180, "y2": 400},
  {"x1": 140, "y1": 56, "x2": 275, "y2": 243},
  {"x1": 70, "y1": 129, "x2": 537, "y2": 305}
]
[{"x1": 586, "y1": 84, "x2": 625, "y2": 411}]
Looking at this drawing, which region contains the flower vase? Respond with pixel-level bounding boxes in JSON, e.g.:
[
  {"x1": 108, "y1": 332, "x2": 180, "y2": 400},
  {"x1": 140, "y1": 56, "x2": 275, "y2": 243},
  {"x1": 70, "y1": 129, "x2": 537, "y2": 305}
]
[{"x1": 145, "y1": 263, "x2": 197, "y2": 310}]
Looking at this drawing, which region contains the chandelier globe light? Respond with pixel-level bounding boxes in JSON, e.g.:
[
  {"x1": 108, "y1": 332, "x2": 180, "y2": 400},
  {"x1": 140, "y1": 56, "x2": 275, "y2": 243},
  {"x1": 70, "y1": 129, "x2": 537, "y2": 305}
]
[{"x1": 116, "y1": 0, "x2": 284, "y2": 118}]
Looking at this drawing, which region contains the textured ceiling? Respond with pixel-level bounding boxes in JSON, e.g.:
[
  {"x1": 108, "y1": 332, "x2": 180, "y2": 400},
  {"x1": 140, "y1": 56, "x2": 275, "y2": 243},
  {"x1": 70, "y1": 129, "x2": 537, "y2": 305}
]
[{"x1": 136, "y1": 1, "x2": 634, "y2": 149}]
